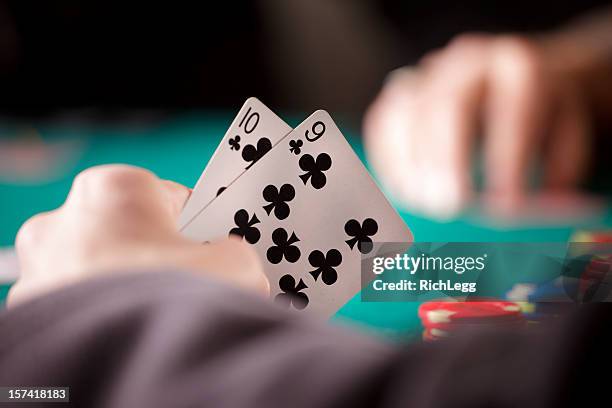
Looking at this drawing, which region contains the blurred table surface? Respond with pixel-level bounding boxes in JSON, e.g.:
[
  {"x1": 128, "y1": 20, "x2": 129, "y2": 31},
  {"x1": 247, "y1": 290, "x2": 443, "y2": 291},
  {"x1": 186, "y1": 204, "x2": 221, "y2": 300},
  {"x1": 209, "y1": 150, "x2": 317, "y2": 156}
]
[{"x1": 1, "y1": 111, "x2": 611, "y2": 341}]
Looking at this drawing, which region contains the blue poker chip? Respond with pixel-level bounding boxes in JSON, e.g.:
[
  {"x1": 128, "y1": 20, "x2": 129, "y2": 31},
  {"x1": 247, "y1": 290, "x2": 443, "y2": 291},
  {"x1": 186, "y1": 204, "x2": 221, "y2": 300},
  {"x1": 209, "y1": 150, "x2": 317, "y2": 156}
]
[
  {"x1": 527, "y1": 279, "x2": 579, "y2": 303},
  {"x1": 531, "y1": 302, "x2": 576, "y2": 315},
  {"x1": 524, "y1": 313, "x2": 555, "y2": 322}
]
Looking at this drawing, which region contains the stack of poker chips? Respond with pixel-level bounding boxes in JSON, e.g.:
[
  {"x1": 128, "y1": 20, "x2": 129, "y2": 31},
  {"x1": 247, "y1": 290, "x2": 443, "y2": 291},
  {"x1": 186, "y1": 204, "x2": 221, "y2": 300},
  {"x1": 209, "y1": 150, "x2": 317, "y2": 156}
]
[
  {"x1": 579, "y1": 255, "x2": 612, "y2": 301},
  {"x1": 504, "y1": 258, "x2": 611, "y2": 321},
  {"x1": 570, "y1": 229, "x2": 612, "y2": 302},
  {"x1": 505, "y1": 278, "x2": 579, "y2": 322},
  {"x1": 418, "y1": 301, "x2": 525, "y2": 342}
]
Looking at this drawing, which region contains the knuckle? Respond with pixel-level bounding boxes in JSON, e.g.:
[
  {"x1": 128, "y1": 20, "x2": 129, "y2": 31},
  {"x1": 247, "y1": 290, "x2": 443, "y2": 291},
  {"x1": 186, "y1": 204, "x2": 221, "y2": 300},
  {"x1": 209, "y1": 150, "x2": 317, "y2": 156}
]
[
  {"x1": 381, "y1": 68, "x2": 420, "y2": 104},
  {"x1": 449, "y1": 33, "x2": 489, "y2": 49},
  {"x1": 15, "y1": 212, "x2": 50, "y2": 251},
  {"x1": 73, "y1": 165, "x2": 155, "y2": 194},
  {"x1": 494, "y1": 36, "x2": 543, "y2": 83},
  {"x1": 430, "y1": 35, "x2": 491, "y2": 76},
  {"x1": 70, "y1": 165, "x2": 157, "y2": 206}
]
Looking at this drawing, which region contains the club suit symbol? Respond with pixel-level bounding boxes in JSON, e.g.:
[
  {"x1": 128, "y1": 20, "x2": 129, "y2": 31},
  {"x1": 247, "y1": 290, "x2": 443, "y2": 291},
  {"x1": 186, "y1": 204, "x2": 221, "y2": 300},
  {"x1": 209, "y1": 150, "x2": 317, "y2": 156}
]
[
  {"x1": 229, "y1": 135, "x2": 241, "y2": 151},
  {"x1": 308, "y1": 249, "x2": 343, "y2": 285},
  {"x1": 275, "y1": 274, "x2": 309, "y2": 310},
  {"x1": 262, "y1": 183, "x2": 295, "y2": 220},
  {"x1": 266, "y1": 228, "x2": 301, "y2": 264},
  {"x1": 242, "y1": 137, "x2": 272, "y2": 169},
  {"x1": 289, "y1": 139, "x2": 303, "y2": 155},
  {"x1": 229, "y1": 209, "x2": 261, "y2": 244},
  {"x1": 344, "y1": 218, "x2": 378, "y2": 254},
  {"x1": 298, "y1": 153, "x2": 332, "y2": 189}
]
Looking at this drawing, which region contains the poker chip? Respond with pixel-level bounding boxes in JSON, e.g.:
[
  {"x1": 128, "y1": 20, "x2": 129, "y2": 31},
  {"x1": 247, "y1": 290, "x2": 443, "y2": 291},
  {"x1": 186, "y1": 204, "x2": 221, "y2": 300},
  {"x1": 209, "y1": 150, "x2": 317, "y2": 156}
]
[
  {"x1": 505, "y1": 283, "x2": 536, "y2": 302},
  {"x1": 419, "y1": 301, "x2": 522, "y2": 325},
  {"x1": 422, "y1": 317, "x2": 526, "y2": 331},
  {"x1": 507, "y1": 278, "x2": 578, "y2": 304},
  {"x1": 591, "y1": 233, "x2": 612, "y2": 243},
  {"x1": 422, "y1": 328, "x2": 450, "y2": 342},
  {"x1": 504, "y1": 278, "x2": 581, "y2": 323},
  {"x1": 531, "y1": 302, "x2": 575, "y2": 315},
  {"x1": 418, "y1": 300, "x2": 526, "y2": 341},
  {"x1": 580, "y1": 257, "x2": 612, "y2": 286},
  {"x1": 572, "y1": 230, "x2": 612, "y2": 243},
  {"x1": 586, "y1": 256, "x2": 612, "y2": 273},
  {"x1": 576, "y1": 255, "x2": 612, "y2": 301},
  {"x1": 581, "y1": 256, "x2": 612, "y2": 282},
  {"x1": 527, "y1": 282, "x2": 573, "y2": 303},
  {"x1": 422, "y1": 330, "x2": 436, "y2": 342},
  {"x1": 514, "y1": 301, "x2": 536, "y2": 315},
  {"x1": 419, "y1": 301, "x2": 526, "y2": 341}
]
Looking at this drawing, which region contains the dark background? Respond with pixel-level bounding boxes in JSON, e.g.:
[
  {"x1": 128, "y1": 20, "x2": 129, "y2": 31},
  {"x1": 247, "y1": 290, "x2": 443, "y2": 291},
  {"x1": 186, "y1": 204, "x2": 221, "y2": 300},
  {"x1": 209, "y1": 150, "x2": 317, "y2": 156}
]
[{"x1": 0, "y1": 0, "x2": 608, "y2": 117}]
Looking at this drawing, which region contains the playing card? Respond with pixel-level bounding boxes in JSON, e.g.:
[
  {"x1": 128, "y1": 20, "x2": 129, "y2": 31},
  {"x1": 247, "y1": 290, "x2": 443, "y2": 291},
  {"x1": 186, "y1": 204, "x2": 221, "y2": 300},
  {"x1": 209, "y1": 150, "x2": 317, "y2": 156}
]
[
  {"x1": 181, "y1": 110, "x2": 413, "y2": 317},
  {"x1": 179, "y1": 97, "x2": 292, "y2": 228}
]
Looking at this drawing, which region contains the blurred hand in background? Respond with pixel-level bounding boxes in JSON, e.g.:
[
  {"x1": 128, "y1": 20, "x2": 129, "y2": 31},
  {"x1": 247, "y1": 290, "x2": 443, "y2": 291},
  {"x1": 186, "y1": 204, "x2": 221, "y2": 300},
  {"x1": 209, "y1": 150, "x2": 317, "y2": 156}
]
[{"x1": 364, "y1": 10, "x2": 612, "y2": 218}]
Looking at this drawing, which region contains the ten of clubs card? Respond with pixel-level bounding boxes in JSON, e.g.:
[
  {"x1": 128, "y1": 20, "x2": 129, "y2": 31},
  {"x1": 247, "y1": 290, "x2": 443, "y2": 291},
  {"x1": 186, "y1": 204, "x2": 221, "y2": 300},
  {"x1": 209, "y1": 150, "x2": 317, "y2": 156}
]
[
  {"x1": 179, "y1": 98, "x2": 292, "y2": 229},
  {"x1": 180, "y1": 103, "x2": 412, "y2": 317}
]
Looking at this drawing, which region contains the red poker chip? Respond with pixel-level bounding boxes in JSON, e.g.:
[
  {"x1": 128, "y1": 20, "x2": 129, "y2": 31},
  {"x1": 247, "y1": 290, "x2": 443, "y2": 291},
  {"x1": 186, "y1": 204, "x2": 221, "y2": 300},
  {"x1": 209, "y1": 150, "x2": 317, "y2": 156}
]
[
  {"x1": 422, "y1": 328, "x2": 450, "y2": 342},
  {"x1": 422, "y1": 316, "x2": 526, "y2": 331},
  {"x1": 580, "y1": 258, "x2": 611, "y2": 289},
  {"x1": 583, "y1": 267, "x2": 609, "y2": 278},
  {"x1": 422, "y1": 330, "x2": 436, "y2": 342},
  {"x1": 584, "y1": 257, "x2": 612, "y2": 275},
  {"x1": 591, "y1": 232, "x2": 612, "y2": 243},
  {"x1": 419, "y1": 301, "x2": 523, "y2": 326},
  {"x1": 581, "y1": 269, "x2": 609, "y2": 282},
  {"x1": 580, "y1": 258, "x2": 612, "y2": 295}
]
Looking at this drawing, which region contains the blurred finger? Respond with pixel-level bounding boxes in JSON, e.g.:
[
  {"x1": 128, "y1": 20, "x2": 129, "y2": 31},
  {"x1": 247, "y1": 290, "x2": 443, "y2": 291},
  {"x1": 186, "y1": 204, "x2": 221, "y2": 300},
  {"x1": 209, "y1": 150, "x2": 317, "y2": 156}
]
[
  {"x1": 544, "y1": 87, "x2": 591, "y2": 189},
  {"x1": 364, "y1": 68, "x2": 422, "y2": 206},
  {"x1": 417, "y1": 39, "x2": 488, "y2": 216},
  {"x1": 484, "y1": 37, "x2": 549, "y2": 207}
]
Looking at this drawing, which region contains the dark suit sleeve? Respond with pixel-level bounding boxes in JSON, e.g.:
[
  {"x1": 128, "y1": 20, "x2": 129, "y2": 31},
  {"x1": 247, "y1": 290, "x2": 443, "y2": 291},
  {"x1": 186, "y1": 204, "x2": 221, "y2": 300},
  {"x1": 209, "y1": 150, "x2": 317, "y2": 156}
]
[{"x1": 0, "y1": 272, "x2": 609, "y2": 408}]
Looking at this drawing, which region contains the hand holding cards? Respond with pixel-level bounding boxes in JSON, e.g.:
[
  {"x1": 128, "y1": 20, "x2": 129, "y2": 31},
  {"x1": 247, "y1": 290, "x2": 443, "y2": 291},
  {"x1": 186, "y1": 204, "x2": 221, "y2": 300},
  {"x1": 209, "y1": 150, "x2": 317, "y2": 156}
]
[{"x1": 181, "y1": 99, "x2": 413, "y2": 317}]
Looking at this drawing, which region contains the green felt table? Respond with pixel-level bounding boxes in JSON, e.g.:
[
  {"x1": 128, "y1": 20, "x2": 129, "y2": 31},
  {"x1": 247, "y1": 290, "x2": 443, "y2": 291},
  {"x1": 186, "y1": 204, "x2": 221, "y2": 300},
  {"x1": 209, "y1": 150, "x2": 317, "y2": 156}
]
[{"x1": 1, "y1": 112, "x2": 611, "y2": 341}]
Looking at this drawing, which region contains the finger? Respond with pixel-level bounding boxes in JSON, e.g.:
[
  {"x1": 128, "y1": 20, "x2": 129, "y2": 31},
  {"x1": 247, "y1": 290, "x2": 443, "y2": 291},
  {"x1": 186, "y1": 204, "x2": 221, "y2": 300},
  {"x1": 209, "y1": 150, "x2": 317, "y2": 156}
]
[
  {"x1": 14, "y1": 211, "x2": 55, "y2": 276},
  {"x1": 544, "y1": 87, "x2": 591, "y2": 189},
  {"x1": 421, "y1": 33, "x2": 489, "y2": 67},
  {"x1": 364, "y1": 68, "x2": 424, "y2": 208},
  {"x1": 66, "y1": 165, "x2": 160, "y2": 212},
  {"x1": 189, "y1": 237, "x2": 269, "y2": 295},
  {"x1": 67, "y1": 165, "x2": 188, "y2": 228},
  {"x1": 484, "y1": 37, "x2": 549, "y2": 206},
  {"x1": 416, "y1": 38, "x2": 488, "y2": 216},
  {"x1": 15, "y1": 211, "x2": 53, "y2": 252},
  {"x1": 161, "y1": 180, "x2": 192, "y2": 220},
  {"x1": 420, "y1": 49, "x2": 443, "y2": 66}
]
